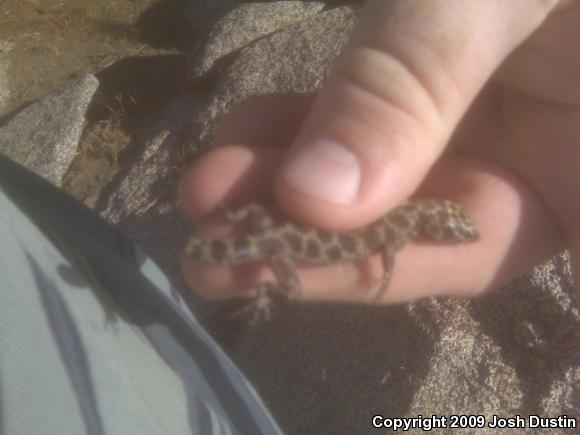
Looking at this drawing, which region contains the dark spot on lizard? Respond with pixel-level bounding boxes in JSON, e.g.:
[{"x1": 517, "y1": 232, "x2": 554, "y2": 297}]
[
  {"x1": 362, "y1": 229, "x2": 381, "y2": 248},
  {"x1": 338, "y1": 234, "x2": 357, "y2": 253},
  {"x1": 389, "y1": 212, "x2": 410, "y2": 230},
  {"x1": 211, "y1": 240, "x2": 227, "y2": 261},
  {"x1": 383, "y1": 225, "x2": 396, "y2": 242},
  {"x1": 318, "y1": 231, "x2": 333, "y2": 243},
  {"x1": 326, "y1": 246, "x2": 341, "y2": 262},
  {"x1": 436, "y1": 209, "x2": 448, "y2": 224},
  {"x1": 305, "y1": 239, "x2": 321, "y2": 258},
  {"x1": 283, "y1": 231, "x2": 303, "y2": 253}
]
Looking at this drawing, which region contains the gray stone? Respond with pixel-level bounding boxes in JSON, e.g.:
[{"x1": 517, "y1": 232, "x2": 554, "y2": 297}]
[
  {"x1": 0, "y1": 62, "x2": 9, "y2": 115},
  {"x1": 408, "y1": 253, "x2": 579, "y2": 421},
  {"x1": 0, "y1": 74, "x2": 98, "y2": 186},
  {"x1": 97, "y1": 95, "x2": 203, "y2": 290},
  {"x1": 216, "y1": 5, "x2": 355, "y2": 98},
  {"x1": 99, "y1": 5, "x2": 358, "y2": 227},
  {"x1": 188, "y1": 1, "x2": 325, "y2": 79},
  {"x1": 191, "y1": 5, "x2": 358, "y2": 151},
  {"x1": 219, "y1": 252, "x2": 578, "y2": 434},
  {"x1": 0, "y1": 40, "x2": 13, "y2": 114},
  {"x1": 96, "y1": 4, "x2": 359, "y2": 311},
  {"x1": 100, "y1": 95, "x2": 201, "y2": 226}
]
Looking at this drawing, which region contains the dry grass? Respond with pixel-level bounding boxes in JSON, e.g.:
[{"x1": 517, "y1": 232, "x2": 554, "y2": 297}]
[
  {"x1": 0, "y1": 0, "x2": 191, "y2": 203},
  {"x1": 62, "y1": 116, "x2": 130, "y2": 206},
  {"x1": 0, "y1": 0, "x2": 172, "y2": 117}
]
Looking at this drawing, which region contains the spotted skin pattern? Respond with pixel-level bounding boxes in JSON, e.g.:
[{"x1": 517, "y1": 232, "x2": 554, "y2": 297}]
[{"x1": 185, "y1": 200, "x2": 479, "y2": 322}]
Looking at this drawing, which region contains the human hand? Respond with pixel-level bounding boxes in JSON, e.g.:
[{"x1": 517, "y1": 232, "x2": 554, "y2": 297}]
[{"x1": 180, "y1": 0, "x2": 579, "y2": 304}]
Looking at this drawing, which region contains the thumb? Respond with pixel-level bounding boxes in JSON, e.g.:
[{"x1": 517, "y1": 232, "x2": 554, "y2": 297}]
[{"x1": 275, "y1": 0, "x2": 561, "y2": 231}]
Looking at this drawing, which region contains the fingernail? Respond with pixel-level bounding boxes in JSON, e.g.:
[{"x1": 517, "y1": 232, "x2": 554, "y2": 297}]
[{"x1": 282, "y1": 139, "x2": 361, "y2": 205}]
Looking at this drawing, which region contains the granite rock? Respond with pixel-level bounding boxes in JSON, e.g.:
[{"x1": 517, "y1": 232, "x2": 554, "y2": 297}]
[
  {"x1": 190, "y1": 5, "x2": 358, "y2": 151},
  {"x1": 0, "y1": 40, "x2": 13, "y2": 114},
  {"x1": 0, "y1": 74, "x2": 98, "y2": 186},
  {"x1": 188, "y1": 1, "x2": 325, "y2": 79}
]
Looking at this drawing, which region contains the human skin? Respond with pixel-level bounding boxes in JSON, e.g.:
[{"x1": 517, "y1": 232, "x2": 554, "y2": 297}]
[{"x1": 180, "y1": 0, "x2": 580, "y2": 304}]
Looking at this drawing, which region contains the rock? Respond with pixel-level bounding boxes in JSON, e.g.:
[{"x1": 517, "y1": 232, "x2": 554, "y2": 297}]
[
  {"x1": 0, "y1": 74, "x2": 98, "y2": 186},
  {"x1": 97, "y1": 95, "x2": 201, "y2": 281},
  {"x1": 99, "y1": 5, "x2": 359, "y2": 250},
  {"x1": 409, "y1": 253, "x2": 579, "y2": 419},
  {"x1": 188, "y1": 1, "x2": 325, "y2": 79},
  {"x1": 99, "y1": 95, "x2": 201, "y2": 225},
  {"x1": 0, "y1": 40, "x2": 13, "y2": 114},
  {"x1": 215, "y1": 5, "x2": 356, "y2": 97},
  {"x1": 218, "y1": 253, "x2": 578, "y2": 434},
  {"x1": 0, "y1": 62, "x2": 9, "y2": 115},
  {"x1": 190, "y1": 5, "x2": 359, "y2": 151}
]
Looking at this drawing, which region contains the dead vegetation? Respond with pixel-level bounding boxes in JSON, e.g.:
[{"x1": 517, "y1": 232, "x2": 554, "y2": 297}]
[{"x1": 1, "y1": 0, "x2": 193, "y2": 205}]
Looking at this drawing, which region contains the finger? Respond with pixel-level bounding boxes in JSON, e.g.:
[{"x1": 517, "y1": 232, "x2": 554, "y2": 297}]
[
  {"x1": 213, "y1": 94, "x2": 313, "y2": 149},
  {"x1": 179, "y1": 94, "x2": 312, "y2": 218},
  {"x1": 179, "y1": 144, "x2": 280, "y2": 217},
  {"x1": 277, "y1": 0, "x2": 562, "y2": 230},
  {"x1": 183, "y1": 157, "x2": 564, "y2": 303}
]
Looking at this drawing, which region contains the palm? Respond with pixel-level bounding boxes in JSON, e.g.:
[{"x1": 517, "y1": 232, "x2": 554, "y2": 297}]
[{"x1": 456, "y1": 4, "x2": 580, "y2": 240}]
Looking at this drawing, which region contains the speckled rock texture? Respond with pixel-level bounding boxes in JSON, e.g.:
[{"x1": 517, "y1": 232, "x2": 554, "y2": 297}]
[
  {"x1": 187, "y1": 1, "x2": 325, "y2": 79},
  {"x1": 98, "y1": 4, "x2": 359, "y2": 281},
  {"x1": 0, "y1": 40, "x2": 12, "y2": 113},
  {"x1": 0, "y1": 74, "x2": 98, "y2": 186},
  {"x1": 192, "y1": 4, "x2": 358, "y2": 148}
]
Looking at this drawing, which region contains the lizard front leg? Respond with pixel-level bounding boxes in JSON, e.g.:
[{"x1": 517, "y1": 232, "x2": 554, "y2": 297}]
[{"x1": 230, "y1": 252, "x2": 301, "y2": 324}]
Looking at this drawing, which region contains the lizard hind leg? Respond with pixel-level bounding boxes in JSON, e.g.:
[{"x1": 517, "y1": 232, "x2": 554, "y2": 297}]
[
  {"x1": 369, "y1": 244, "x2": 398, "y2": 302},
  {"x1": 230, "y1": 282, "x2": 278, "y2": 324}
]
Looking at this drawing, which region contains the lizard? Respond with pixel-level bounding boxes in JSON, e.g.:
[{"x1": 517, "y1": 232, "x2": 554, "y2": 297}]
[{"x1": 184, "y1": 200, "x2": 479, "y2": 322}]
